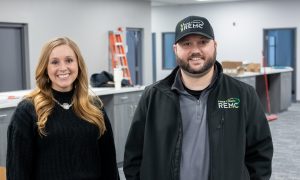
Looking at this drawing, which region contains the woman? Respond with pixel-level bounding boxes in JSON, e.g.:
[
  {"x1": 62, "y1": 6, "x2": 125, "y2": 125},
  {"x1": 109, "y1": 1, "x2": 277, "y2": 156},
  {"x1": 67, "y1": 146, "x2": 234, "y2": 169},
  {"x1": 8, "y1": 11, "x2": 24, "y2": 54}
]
[{"x1": 6, "y1": 37, "x2": 119, "y2": 180}]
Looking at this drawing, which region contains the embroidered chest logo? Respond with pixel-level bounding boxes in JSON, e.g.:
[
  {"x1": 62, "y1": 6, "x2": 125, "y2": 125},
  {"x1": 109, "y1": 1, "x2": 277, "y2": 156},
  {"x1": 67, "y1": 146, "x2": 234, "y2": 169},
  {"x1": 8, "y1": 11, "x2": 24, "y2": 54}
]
[{"x1": 218, "y1": 98, "x2": 240, "y2": 109}]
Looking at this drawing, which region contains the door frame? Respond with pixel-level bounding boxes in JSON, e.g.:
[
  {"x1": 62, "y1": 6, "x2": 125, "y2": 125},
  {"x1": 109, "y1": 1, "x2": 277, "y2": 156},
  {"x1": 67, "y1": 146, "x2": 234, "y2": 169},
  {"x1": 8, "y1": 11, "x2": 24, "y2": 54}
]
[
  {"x1": 126, "y1": 27, "x2": 143, "y2": 85},
  {"x1": 263, "y1": 28, "x2": 297, "y2": 101},
  {"x1": 0, "y1": 22, "x2": 30, "y2": 89}
]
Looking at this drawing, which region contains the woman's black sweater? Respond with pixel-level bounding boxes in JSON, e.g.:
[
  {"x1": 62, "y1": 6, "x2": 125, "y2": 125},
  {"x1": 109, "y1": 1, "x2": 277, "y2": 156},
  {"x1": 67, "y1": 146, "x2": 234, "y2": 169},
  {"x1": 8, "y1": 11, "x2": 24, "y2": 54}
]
[{"x1": 6, "y1": 89, "x2": 119, "y2": 180}]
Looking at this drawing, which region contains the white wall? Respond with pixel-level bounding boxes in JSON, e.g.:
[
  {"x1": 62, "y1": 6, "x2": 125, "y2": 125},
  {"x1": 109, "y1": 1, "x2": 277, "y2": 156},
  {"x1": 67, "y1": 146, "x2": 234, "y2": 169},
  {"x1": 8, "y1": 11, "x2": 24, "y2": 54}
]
[
  {"x1": 0, "y1": 0, "x2": 152, "y2": 87},
  {"x1": 152, "y1": 0, "x2": 300, "y2": 101}
]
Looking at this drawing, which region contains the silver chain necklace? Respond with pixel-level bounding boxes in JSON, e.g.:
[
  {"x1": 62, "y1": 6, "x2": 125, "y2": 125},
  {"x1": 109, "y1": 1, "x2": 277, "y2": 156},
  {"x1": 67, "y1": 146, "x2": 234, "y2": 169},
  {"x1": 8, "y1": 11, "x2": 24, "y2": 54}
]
[{"x1": 52, "y1": 98, "x2": 74, "y2": 110}]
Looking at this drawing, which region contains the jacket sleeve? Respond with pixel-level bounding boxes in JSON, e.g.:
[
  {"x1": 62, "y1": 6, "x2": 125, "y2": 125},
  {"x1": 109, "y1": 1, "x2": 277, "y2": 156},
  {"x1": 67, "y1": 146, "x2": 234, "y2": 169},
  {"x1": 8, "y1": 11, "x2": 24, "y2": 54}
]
[
  {"x1": 123, "y1": 90, "x2": 148, "y2": 180},
  {"x1": 99, "y1": 109, "x2": 120, "y2": 180},
  {"x1": 245, "y1": 87, "x2": 273, "y2": 180},
  {"x1": 6, "y1": 100, "x2": 36, "y2": 180}
]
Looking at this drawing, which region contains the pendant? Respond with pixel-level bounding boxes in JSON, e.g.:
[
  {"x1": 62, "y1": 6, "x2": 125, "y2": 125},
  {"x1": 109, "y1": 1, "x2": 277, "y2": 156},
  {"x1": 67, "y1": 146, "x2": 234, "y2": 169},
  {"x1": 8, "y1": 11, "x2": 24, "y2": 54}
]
[
  {"x1": 52, "y1": 97, "x2": 73, "y2": 110},
  {"x1": 62, "y1": 103, "x2": 71, "y2": 110}
]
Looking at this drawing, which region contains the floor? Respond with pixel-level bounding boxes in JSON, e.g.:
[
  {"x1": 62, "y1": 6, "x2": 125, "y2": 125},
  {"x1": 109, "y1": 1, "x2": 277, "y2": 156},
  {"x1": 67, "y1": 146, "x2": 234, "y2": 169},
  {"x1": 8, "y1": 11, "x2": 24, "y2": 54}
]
[
  {"x1": 118, "y1": 103, "x2": 300, "y2": 180},
  {"x1": 269, "y1": 103, "x2": 300, "y2": 180}
]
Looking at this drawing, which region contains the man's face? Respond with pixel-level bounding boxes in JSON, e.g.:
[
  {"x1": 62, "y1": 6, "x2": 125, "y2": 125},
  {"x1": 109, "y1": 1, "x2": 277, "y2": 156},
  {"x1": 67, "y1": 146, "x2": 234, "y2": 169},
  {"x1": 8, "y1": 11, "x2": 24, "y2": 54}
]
[{"x1": 173, "y1": 34, "x2": 217, "y2": 77}]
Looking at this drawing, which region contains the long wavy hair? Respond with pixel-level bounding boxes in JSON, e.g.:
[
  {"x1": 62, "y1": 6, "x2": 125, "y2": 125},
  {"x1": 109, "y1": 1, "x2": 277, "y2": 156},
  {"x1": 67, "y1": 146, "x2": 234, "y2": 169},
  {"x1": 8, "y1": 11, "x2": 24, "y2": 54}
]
[{"x1": 26, "y1": 37, "x2": 106, "y2": 136}]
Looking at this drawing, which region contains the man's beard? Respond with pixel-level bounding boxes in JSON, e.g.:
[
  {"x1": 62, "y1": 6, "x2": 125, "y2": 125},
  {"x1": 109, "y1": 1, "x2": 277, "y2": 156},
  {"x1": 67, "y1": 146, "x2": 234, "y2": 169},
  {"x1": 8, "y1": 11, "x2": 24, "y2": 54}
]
[{"x1": 176, "y1": 50, "x2": 216, "y2": 76}]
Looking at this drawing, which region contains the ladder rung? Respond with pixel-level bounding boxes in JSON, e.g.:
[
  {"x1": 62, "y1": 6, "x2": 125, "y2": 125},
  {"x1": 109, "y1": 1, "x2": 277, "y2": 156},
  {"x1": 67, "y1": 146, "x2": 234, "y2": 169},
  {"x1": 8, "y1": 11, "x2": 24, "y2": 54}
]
[
  {"x1": 115, "y1": 54, "x2": 126, "y2": 57},
  {"x1": 109, "y1": 29, "x2": 132, "y2": 85},
  {"x1": 120, "y1": 66, "x2": 129, "y2": 69}
]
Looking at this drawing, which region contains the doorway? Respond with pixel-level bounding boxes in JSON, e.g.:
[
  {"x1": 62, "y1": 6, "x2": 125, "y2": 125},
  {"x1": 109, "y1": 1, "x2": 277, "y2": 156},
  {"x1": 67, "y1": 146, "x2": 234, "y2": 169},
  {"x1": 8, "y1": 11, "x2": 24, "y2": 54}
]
[
  {"x1": 0, "y1": 22, "x2": 30, "y2": 92},
  {"x1": 126, "y1": 28, "x2": 143, "y2": 85},
  {"x1": 263, "y1": 28, "x2": 297, "y2": 101}
]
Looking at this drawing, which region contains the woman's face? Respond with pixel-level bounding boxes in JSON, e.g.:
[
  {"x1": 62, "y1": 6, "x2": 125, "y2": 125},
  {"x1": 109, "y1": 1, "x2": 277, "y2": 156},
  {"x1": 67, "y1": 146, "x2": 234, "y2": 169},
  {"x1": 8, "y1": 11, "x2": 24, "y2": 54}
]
[{"x1": 47, "y1": 44, "x2": 79, "y2": 92}]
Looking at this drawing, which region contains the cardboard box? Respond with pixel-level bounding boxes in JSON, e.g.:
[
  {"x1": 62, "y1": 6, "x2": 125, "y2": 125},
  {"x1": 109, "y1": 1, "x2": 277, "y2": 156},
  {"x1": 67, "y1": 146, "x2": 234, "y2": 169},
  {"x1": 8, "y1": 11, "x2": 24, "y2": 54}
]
[
  {"x1": 221, "y1": 61, "x2": 243, "y2": 69},
  {"x1": 245, "y1": 63, "x2": 261, "y2": 72},
  {"x1": 221, "y1": 61, "x2": 244, "y2": 75}
]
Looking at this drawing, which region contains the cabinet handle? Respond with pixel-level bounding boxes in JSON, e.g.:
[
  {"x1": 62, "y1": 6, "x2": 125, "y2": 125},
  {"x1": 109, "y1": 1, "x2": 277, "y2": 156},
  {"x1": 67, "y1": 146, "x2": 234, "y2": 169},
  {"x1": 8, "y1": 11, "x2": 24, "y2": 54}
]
[
  {"x1": 0, "y1": 114, "x2": 7, "y2": 119},
  {"x1": 120, "y1": 96, "x2": 129, "y2": 100}
]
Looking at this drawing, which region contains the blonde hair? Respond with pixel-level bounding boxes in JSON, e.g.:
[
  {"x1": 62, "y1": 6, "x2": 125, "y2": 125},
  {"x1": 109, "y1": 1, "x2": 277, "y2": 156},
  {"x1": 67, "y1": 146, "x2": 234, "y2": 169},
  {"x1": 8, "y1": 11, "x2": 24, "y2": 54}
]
[{"x1": 26, "y1": 37, "x2": 106, "y2": 136}]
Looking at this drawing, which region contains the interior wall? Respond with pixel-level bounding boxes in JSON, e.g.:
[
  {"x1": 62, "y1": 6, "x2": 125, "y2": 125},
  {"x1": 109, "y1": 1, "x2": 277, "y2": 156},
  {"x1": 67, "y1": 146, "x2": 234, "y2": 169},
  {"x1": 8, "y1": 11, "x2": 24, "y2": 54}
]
[
  {"x1": 0, "y1": 0, "x2": 152, "y2": 87},
  {"x1": 152, "y1": 0, "x2": 300, "y2": 101}
]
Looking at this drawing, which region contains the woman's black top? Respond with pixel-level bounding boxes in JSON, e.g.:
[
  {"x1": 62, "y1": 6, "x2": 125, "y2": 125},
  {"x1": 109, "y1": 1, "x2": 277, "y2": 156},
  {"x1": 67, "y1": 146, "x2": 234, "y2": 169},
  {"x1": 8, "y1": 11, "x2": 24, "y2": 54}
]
[{"x1": 6, "y1": 89, "x2": 119, "y2": 180}]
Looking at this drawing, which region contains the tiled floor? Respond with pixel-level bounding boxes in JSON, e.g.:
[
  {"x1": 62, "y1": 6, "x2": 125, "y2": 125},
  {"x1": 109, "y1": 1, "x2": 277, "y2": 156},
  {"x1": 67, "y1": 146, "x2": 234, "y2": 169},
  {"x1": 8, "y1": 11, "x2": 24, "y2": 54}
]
[
  {"x1": 269, "y1": 103, "x2": 300, "y2": 180},
  {"x1": 119, "y1": 103, "x2": 300, "y2": 180}
]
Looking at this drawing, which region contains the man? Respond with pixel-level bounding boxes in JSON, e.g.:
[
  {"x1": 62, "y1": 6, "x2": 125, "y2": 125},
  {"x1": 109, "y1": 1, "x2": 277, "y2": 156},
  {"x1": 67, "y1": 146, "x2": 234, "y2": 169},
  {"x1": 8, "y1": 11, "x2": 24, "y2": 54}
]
[{"x1": 124, "y1": 16, "x2": 273, "y2": 180}]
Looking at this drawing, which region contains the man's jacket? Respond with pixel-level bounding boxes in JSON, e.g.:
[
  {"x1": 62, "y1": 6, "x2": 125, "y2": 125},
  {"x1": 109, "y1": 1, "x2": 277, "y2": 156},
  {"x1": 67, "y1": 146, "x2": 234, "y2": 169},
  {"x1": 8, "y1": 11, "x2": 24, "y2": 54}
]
[{"x1": 124, "y1": 62, "x2": 273, "y2": 180}]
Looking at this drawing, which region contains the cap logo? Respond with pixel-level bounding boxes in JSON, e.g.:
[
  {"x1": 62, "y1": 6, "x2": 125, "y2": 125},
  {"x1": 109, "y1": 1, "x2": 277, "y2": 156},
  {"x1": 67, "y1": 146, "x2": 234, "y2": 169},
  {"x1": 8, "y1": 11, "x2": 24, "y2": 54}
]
[{"x1": 180, "y1": 20, "x2": 204, "y2": 32}]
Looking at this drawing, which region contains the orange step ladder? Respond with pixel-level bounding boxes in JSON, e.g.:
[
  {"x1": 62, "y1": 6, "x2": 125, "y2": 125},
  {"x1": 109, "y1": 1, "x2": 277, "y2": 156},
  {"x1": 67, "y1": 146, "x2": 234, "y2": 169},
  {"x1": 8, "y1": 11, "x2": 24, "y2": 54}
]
[
  {"x1": 0, "y1": 166, "x2": 6, "y2": 180},
  {"x1": 109, "y1": 28, "x2": 132, "y2": 85}
]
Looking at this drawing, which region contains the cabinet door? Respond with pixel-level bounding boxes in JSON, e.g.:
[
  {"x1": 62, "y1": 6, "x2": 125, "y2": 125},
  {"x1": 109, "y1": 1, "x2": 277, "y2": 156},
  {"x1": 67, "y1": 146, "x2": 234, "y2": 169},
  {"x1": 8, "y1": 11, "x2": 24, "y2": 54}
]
[
  {"x1": 100, "y1": 95, "x2": 115, "y2": 130},
  {"x1": 113, "y1": 91, "x2": 143, "y2": 164},
  {"x1": 114, "y1": 103, "x2": 132, "y2": 163},
  {"x1": 113, "y1": 93, "x2": 133, "y2": 164},
  {"x1": 0, "y1": 108, "x2": 15, "y2": 166},
  {"x1": 280, "y1": 72, "x2": 292, "y2": 110}
]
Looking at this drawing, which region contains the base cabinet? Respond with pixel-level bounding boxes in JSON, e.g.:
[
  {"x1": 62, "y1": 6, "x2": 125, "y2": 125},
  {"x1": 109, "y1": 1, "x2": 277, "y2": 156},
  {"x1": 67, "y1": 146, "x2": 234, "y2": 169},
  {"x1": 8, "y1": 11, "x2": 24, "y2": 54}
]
[
  {"x1": 234, "y1": 71, "x2": 292, "y2": 113},
  {"x1": 100, "y1": 91, "x2": 142, "y2": 165},
  {"x1": 280, "y1": 72, "x2": 292, "y2": 111},
  {"x1": 0, "y1": 107, "x2": 15, "y2": 166},
  {"x1": 256, "y1": 72, "x2": 292, "y2": 113}
]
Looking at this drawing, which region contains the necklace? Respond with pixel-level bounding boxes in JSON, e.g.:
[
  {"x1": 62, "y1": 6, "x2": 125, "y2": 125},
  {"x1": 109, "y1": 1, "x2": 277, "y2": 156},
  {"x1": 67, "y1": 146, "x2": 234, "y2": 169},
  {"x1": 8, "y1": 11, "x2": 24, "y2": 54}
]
[{"x1": 52, "y1": 98, "x2": 74, "y2": 110}]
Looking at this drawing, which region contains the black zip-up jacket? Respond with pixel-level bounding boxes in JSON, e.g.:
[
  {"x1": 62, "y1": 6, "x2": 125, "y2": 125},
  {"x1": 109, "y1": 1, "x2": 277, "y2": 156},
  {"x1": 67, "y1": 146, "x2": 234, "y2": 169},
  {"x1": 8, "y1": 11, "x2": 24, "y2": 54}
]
[{"x1": 124, "y1": 62, "x2": 273, "y2": 180}]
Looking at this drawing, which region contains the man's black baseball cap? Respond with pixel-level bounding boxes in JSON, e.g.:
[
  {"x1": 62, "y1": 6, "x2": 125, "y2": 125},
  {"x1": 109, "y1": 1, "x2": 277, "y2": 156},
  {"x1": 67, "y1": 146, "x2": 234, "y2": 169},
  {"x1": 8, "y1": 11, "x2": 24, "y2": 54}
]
[{"x1": 175, "y1": 16, "x2": 214, "y2": 43}]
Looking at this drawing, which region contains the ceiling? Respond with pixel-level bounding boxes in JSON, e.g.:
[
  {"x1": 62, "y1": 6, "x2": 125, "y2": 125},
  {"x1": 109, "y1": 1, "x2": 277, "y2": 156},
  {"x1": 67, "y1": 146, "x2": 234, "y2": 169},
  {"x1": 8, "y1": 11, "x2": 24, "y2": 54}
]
[
  {"x1": 150, "y1": 0, "x2": 283, "y2": 6},
  {"x1": 151, "y1": 0, "x2": 245, "y2": 6}
]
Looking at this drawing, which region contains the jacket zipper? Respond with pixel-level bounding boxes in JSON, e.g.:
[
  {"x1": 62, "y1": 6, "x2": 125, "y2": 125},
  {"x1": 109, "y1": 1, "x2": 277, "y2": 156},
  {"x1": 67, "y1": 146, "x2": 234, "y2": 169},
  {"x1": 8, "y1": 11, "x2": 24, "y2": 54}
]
[
  {"x1": 217, "y1": 113, "x2": 225, "y2": 129},
  {"x1": 171, "y1": 104, "x2": 183, "y2": 180},
  {"x1": 209, "y1": 111, "x2": 225, "y2": 180},
  {"x1": 218, "y1": 111, "x2": 225, "y2": 179},
  {"x1": 208, "y1": 114, "x2": 213, "y2": 180}
]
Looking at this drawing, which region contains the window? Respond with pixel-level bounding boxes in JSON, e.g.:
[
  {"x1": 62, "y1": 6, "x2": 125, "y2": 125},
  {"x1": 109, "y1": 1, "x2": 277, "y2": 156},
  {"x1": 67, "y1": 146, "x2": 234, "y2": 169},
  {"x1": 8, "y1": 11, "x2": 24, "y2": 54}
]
[
  {"x1": 162, "y1": 32, "x2": 176, "y2": 69},
  {"x1": 268, "y1": 36, "x2": 276, "y2": 66}
]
